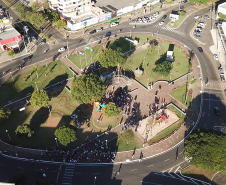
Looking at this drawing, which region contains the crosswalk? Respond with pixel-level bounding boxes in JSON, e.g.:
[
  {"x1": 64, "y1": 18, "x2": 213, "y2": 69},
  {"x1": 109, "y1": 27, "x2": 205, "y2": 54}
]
[
  {"x1": 153, "y1": 24, "x2": 188, "y2": 36},
  {"x1": 206, "y1": 81, "x2": 226, "y2": 89},
  {"x1": 154, "y1": 165, "x2": 210, "y2": 185},
  {"x1": 62, "y1": 166, "x2": 75, "y2": 185}
]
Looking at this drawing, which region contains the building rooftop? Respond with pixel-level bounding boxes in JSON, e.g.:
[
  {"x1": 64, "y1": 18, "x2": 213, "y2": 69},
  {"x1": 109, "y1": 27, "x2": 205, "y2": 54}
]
[
  {"x1": 94, "y1": 0, "x2": 140, "y2": 12},
  {"x1": 0, "y1": 25, "x2": 20, "y2": 41},
  {"x1": 219, "y1": 2, "x2": 226, "y2": 9}
]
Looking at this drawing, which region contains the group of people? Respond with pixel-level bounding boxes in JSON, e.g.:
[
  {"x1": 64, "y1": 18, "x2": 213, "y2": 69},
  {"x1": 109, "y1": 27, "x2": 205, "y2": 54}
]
[{"x1": 40, "y1": 137, "x2": 116, "y2": 163}]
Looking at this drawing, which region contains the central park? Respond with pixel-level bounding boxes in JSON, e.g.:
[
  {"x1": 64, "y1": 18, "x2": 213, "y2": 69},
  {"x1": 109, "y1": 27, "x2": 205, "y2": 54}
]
[{"x1": 0, "y1": 35, "x2": 196, "y2": 160}]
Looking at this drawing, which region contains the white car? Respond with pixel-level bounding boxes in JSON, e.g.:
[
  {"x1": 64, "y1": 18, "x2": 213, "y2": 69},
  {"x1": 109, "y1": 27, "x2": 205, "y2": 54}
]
[
  {"x1": 213, "y1": 54, "x2": 219, "y2": 60},
  {"x1": 194, "y1": 15, "x2": 199, "y2": 19},
  {"x1": 58, "y1": 47, "x2": 66, "y2": 52},
  {"x1": 159, "y1": 21, "x2": 164, "y2": 26},
  {"x1": 110, "y1": 22, "x2": 119, "y2": 27}
]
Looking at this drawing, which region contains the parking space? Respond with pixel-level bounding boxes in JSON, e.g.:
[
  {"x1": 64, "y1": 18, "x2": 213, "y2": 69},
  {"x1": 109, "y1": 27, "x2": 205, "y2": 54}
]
[{"x1": 130, "y1": 11, "x2": 161, "y2": 24}]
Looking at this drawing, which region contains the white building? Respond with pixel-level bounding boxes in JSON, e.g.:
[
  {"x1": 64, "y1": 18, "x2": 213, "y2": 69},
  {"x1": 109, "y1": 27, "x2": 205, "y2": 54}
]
[{"x1": 216, "y1": 2, "x2": 226, "y2": 19}]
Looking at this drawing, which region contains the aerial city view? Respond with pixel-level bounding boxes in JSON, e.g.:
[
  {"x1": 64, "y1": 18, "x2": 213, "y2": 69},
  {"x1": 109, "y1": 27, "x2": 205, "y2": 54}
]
[{"x1": 0, "y1": 0, "x2": 226, "y2": 184}]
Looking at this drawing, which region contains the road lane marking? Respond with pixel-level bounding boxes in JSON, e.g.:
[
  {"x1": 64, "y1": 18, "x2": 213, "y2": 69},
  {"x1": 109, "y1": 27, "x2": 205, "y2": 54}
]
[
  {"x1": 65, "y1": 169, "x2": 75, "y2": 171},
  {"x1": 179, "y1": 152, "x2": 183, "y2": 155},
  {"x1": 148, "y1": 164, "x2": 154, "y2": 167},
  {"x1": 168, "y1": 167, "x2": 174, "y2": 173},
  {"x1": 56, "y1": 164, "x2": 62, "y2": 183},
  {"x1": 174, "y1": 166, "x2": 181, "y2": 173},
  {"x1": 63, "y1": 177, "x2": 73, "y2": 179},
  {"x1": 140, "y1": 181, "x2": 163, "y2": 185},
  {"x1": 131, "y1": 169, "x2": 137, "y2": 171},
  {"x1": 64, "y1": 174, "x2": 73, "y2": 176},
  {"x1": 64, "y1": 171, "x2": 74, "y2": 174},
  {"x1": 164, "y1": 159, "x2": 169, "y2": 162}
]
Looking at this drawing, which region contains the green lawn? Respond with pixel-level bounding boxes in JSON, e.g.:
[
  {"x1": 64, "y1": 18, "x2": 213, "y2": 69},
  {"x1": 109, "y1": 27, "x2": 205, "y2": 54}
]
[
  {"x1": 170, "y1": 84, "x2": 192, "y2": 108},
  {"x1": 67, "y1": 35, "x2": 156, "y2": 70},
  {"x1": 167, "y1": 105, "x2": 184, "y2": 118},
  {"x1": 0, "y1": 88, "x2": 125, "y2": 149},
  {"x1": 0, "y1": 60, "x2": 73, "y2": 106},
  {"x1": 168, "y1": 12, "x2": 187, "y2": 29},
  {"x1": 110, "y1": 130, "x2": 143, "y2": 152},
  {"x1": 123, "y1": 41, "x2": 190, "y2": 87}
]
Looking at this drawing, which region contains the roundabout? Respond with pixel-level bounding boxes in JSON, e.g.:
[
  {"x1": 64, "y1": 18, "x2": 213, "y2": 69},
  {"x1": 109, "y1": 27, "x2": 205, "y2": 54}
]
[{"x1": 0, "y1": 1, "x2": 225, "y2": 184}]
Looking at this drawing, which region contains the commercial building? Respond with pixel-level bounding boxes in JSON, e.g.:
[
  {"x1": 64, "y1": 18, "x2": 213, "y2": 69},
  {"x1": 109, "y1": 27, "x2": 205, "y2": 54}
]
[
  {"x1": 216, "y1": 2, "x2": 226, "y2": 19},
  {"x1": 0, "y1": 24, "x2": 22, "y2": 51}
]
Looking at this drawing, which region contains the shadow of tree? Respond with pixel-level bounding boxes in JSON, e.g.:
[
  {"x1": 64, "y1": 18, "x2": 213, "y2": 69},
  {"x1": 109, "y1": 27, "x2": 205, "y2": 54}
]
[{"x1": 30, "y1": 107, "x2": 49, "y2": 128}]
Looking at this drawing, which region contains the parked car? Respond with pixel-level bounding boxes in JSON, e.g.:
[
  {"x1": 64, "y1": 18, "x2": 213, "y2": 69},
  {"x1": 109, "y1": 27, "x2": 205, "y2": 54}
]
[
  {"x1": 31, "y1": 36, "x2": 36, "y2": 42},
  {"x1": 213, "y1": 54, "x2": 219, "y2": 60},
  {"x1": 159, "y1": 21, "x2": 164, "y2": 25},
  {"x1": 162, "y1": 15, "x2": 167, "y2": 19},
  {"x1": 198, "y1": 47, "x2": 203, "y2": 52},
  {"x1": 204, "y1": 15, "x2": 210, "y2": 19},
  {"x1": 194, "y1": 34, "x2": 201, "y2": 38},
  {"x1": 180, "y1": 6, "x2": 184, "y2": 10},
  {"x1": 110, "y1": 22, "x2": 119, "y2": 27},
  {"x1": 96, "y1": 27, "x2": 103, "y2": 32},
  {"x1": 195, "y1": 28, "x2": 202, "y2": 32},
  {"x1": 218, "y1": 67, "x2": 224, "y2": 75},
  {"x1": 58, "y1": 47, "x2": 66, "y2": 52},
  {"x1": 89, "y1": 29, "x2": 96, "y2": 34},
  {"x1": 194, "y1": 15, "x2": 199, "y2": 19},
  {"x1": 220, "y1": 75, "x2": 225, "y2": 81},
  {"x1": 198, "y1": 22, "x2": 205, "y2": 28},
  {"x1": 214, "y1": 107, "x2": 220, "y2": 116}
]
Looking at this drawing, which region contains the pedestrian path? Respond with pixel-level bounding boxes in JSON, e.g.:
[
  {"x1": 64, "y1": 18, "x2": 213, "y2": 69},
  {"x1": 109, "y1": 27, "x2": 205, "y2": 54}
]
[
  {"x1": 153, "y1": 24, "x2": 188, "y2": 36},
  {"x1": 154, "y1": 163, "x2": 210, "y2": 185},
  {"x1": 62, "y1": 166, "x2": 75, "y2": 185}
]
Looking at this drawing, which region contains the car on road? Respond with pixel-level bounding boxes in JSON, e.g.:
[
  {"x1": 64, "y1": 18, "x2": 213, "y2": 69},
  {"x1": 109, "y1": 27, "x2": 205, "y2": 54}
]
[
  {"x1": 194, "y1": 34, "x2": 200, "y2": 38},
  {"x1": 194, "y1": 15, "x2": 199, "y2": 19},
  {"x1": 104, "y1": 31, "x2": 111, "y2": 37},
  {"x1": 58, "y1": 47, "x2": 66, "y2": 52},
  {"x1": 96, "y1": 27, "x2": 103, "y2": 32},
  {"x1": 110, "y1": 22, "x2": 119, "y2": 27},
  {"x1": 213, "y1": 54, "x2": 219, "y2": 60},
  {"x1": 214, "y1": 107, "x2": 220, "y2": 116},
  {"x1": 89, "y1": 29, "x2": 96, "y2": 34},
  {"x1": 204, "y1": 15, "x2": 210, "y2": 19},
  {"x1": 180, "y1": 6, "x2": 184, "y2": 10},
  {"x1": 22, "y1": 56, "x2": 32, "y2": 63},
  {"x1": 198, "y1": 47, "x2": 203, "y2": 52},
  {"x1": 159, "y1": 21, "x2": 164, "y2": 26},
  {"x1": 162, "y1": 15, "x2": 167, "y2": 19},
  {"x1": 31, "y1": 36, "x2": 37, "y2": 42}
]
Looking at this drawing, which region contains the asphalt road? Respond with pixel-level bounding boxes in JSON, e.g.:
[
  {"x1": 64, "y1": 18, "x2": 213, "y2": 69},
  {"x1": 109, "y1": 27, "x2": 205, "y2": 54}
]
[{"x1": 0, "y1": 2, "x2": 224, "y2": 185}]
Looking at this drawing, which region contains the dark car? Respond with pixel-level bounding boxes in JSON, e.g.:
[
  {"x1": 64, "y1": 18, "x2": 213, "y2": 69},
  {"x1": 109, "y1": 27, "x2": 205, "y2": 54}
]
[
  {"x1": 180, "y1": 6, "x2": 184, "y2": 10},
  {"x1": 162, "y1": 15, "x2": 167, "y2": 19},
  {"x1": 89, "y1": 29, "x2": 96, "y2": 34},
  {"x1": 104, "y1": 31, "x2": 111, "y2": 37},
  {"x1": 194, "y1": 34, "x2": 200, "y2": 38},
  {"x1": 22, "y1": 55, "x2": 32, "y2": 63},
  {"x1": 198, "y1": 47, "x2": 203, "y2": 52},
  {"x1": 214, "y1": 107, "x2": 220, "y2": 116}
]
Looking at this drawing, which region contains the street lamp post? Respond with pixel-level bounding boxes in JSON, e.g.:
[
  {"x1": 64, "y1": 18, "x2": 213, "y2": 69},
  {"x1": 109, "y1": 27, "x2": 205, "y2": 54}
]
[
  {"x1": 55, "y1": 138, "x2": 58, "y2": 147},
  {"x1": 48, "y1": 106, "x2": 51, "y2": 115},
  {"x1": 157, "y1": 31, "x2": 158, "y2": 39},
  {"x1": 6, "y1": 130, "x2": 11, "y2": 140},
  {"x1": 105, "y1": 140, "x2": 108, "y2": 147},
  {"x1": 94, "y1": 176, "x2": 96, "y2": 185},
  {"x1": 35, "y1": 82, "x2": 38, "y2": 91}
]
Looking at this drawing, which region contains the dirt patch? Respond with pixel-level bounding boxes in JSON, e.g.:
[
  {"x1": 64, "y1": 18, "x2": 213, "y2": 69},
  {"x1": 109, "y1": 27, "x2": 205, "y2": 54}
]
[{"x1": 42, "y1": 116, "x2": 62, "y2": 128}]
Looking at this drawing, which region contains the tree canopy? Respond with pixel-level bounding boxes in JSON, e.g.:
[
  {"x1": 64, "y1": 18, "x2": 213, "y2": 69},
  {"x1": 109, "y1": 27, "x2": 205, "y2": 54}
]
[
  {"x1": 54, "y1": 125, "x2": 77, "y2": 145},
  {"x1": 0, "y1": 107, "x2": 11, "y2": 123},
  {"x1": 48, "y1": 12, "x2": 60, "y2": 23},
  {"x1": 153, "y1": 61, "x2": 172, "y2": 76},
  {"x1": 104, "y1": 102, "x2": 121, "y2": 118},
  {"x1": 184, "y1": 129, "x2": 226, "y2": 173},
  {"x1": 56, "y1": 20, "x2": 66, "y2": 28},
  {"x1": 71, "y1": 73, "x2": 106, "y2": 104},
  {"x1": 15, "y1": 124, "x2": 34, "y2": 137},
  {"x1": 97, "y1": 48, "x2": 127, "y2": 68},
  {"x1": 30, "y1": 90, "x2": 49, "y2": 107},
  {"x1": 219, "y1": 13, "x2": 226, "y2": 20},
  {"x1": 189, "y1": 0, "x2": 210, "y2": 5}
]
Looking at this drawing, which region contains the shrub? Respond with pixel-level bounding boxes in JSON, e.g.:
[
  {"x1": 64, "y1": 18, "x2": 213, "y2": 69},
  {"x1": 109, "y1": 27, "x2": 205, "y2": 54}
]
[
  {"x1": 8, "y1": 50, "x2": 15, "y2": 56},
  {"x1": 15, "y1": 124, "x2": 34, "y2": 137},
  {"x1": 54, "y1": 125, "x2": 77, "y2": 145},
  {"x1": 104, "y1": 102, "x2": 121, "y2": 118}
]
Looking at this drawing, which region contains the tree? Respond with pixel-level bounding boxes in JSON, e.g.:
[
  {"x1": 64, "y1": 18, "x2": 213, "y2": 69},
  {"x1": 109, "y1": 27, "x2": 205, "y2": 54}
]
[
  {"x1": 71, "y1": 73, "x2": 106, "y2": 104},
  {"x1": 49, "y1": 12, "x2": 60, "y2": 23},
  {"x1": 54, "y1": 125, "x2": 77, "y2": 145},
  {"x1": 180, "y1": 11, "x2": 186, "y2": 16},
  {"x1": 153, "y1": 61, "x2": 173, "y2": 76},
  {"x1": 31, "y1": 2, "x2": 40, "y2": 11},
  {"x1": 15, "y1": 124, "x2": 34, "y2": 137},
  {"x1": 8, "y1": 50, "x2": 15, "y2": 56},
  {"x1": 30, "y1": 90, "x2": 49, "y2": 107},
  {"x1": 97, "y1": 48, "x2": 127, "y2": 68},
  {"x1": 0, "y1": 107, "x2": 11, "y2": 123},
  {"x1": 184, "y1": 129, "x2": 226, "y2": 173},
  {"x1": 219, "y1": 13, "x2": 226, "y2": 20},
  {"x1": 16, "y1": 4, "x2": 27, "y2": 20},
  {"x1": 104, "y1": 102, "x2": 121, "y2": 118},
  {"x1": 9, "y1": 172, "x2": 28, "y2": 185},
  {"x1": 28, "y1": 12, "x2": 46, "y2": 30},
  {"x1": 56, "y1": 20, "x2": 66, "y2": 28}
]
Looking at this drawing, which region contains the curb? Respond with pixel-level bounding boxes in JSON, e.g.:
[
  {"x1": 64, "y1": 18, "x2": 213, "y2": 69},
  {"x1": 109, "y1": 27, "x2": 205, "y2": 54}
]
[{"x1": 167, "y1": 15, "x2": 188, "y2": 30}]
